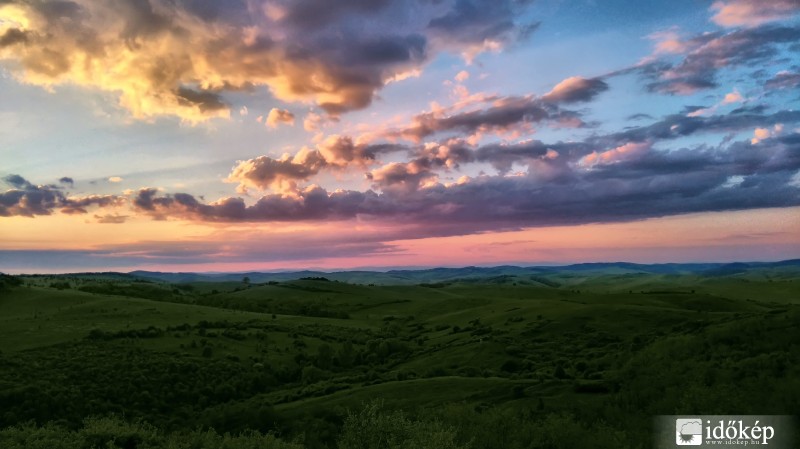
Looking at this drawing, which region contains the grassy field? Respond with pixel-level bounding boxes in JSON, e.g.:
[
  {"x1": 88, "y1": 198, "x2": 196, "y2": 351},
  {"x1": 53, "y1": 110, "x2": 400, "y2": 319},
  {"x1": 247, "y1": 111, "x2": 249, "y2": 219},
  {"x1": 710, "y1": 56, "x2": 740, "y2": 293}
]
[{"x1": 0, "y1": 265, "x2": 798, "y2": 448}]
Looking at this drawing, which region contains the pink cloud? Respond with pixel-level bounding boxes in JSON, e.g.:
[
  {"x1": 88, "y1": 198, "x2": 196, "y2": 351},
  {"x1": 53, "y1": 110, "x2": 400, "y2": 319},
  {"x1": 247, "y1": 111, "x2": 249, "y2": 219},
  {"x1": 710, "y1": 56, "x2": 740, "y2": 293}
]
[
  {"x1": 579, "y1": 142, "x2": 651, "y2": 167},
  {"x1": 649, "y1": 30, "x2": 689, "y2": 54},
  {"x1": 542, "y1": 76, "x2": 609, "y2": 104},
  {"x1": 721, "y1": 89, "x2": 744, "y2": 104},
  {"x1": 711, "y1": 0, "x2": 800, "y2": 27}
]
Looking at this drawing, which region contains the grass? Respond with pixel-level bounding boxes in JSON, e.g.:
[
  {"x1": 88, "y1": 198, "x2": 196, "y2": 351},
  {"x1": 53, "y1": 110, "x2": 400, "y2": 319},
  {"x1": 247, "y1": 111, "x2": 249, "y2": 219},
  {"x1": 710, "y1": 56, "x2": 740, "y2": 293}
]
[{"x1": 0, "y1": 265, "x2": 798, "y2": 448}]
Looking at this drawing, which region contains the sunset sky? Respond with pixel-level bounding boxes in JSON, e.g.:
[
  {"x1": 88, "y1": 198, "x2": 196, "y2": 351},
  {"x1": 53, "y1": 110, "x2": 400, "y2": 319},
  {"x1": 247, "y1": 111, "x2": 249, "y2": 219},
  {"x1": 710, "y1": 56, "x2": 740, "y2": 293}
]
[{"x1": 1, "y1": 0, "x2": 799, "y2": 273}]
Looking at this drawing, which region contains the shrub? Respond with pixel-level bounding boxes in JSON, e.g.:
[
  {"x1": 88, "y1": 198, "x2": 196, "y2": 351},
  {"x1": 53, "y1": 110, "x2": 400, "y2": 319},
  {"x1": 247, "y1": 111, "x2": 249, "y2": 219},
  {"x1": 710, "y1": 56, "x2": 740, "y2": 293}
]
[{"x1": 338, "y1": 401, "x2": 467, "y2": 449}]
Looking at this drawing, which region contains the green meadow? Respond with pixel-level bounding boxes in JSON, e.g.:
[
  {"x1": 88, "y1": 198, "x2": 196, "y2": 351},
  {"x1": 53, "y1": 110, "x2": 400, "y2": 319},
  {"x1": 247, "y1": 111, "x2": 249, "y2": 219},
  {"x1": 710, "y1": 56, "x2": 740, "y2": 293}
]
[{"x1": 0, "y1": 263, "x2": 798, "y2": 448}]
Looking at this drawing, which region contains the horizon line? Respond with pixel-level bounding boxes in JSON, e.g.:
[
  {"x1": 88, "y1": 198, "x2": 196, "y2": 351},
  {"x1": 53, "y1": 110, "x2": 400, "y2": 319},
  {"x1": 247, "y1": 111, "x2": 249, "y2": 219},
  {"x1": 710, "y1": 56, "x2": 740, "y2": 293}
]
[{"x1": 5, "y1": 258, "x2": 799, "y2": 277}]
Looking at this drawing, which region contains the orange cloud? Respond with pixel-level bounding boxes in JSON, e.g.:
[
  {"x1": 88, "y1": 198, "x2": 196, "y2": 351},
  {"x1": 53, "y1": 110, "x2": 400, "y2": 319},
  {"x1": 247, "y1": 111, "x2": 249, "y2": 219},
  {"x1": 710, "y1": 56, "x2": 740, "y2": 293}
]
[
  {"x1": 266, "y1": 108, "x2": 295, "y2": 128},
  {"x1": 226, "y1": 148, "x2": 327, "y2": 194},
  {"x1": 750, "y1": 124, "x2": 784, "y2": 144},
  {"x1": 0, "y1": 0, "x2": 534, "y2": 122},
  {"x1": 722, "y1": 89, "x2": 744, "y2": 104}
]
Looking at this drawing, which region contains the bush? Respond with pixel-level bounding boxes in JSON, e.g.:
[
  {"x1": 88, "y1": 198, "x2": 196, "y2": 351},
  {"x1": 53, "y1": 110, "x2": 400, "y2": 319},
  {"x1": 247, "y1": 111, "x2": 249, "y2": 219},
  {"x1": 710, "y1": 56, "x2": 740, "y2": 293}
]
[
  {"x1": 338, "y1": 401, "x2": 468, "y2": 449},
  {"x1": 0, "y1": 416, "x2": 302, "y2": 449}
]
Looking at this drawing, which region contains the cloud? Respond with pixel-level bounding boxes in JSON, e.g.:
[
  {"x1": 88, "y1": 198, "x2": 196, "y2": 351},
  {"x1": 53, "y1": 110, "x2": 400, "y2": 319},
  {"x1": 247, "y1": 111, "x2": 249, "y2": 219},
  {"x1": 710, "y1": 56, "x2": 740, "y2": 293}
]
[
  {"x1": 175, "y1": 87, "x2": 228, "y2": 113},
  {"x1": 226, "y1": 148, "x2": 327, "y2": 193},
  {"x1": 0, "y1": 0, "x2": 536, "y2": 121},
  {"x1": 751, "y1": 123, "x2": 785, "y2": 144},
  {"x1": 638, "y1": 25, "x2": 800, "y2": 95},
  {"x1": 266, "y1": 108, "x2": 295, "y2": 128},
  {"x1": 60, "y1": 194, "x2": 125, "y2": 215},
  {"x1": 367, "y1": 160, "x2": 439, "y2": 192},
  {"x1": 317, "y1": 135, "x2": 403, "y2": 167},
  {"x1": 766, "y1": 71, "x2": 800, "y2": 90},
  {"x1": 108, "y1": 176, "x2": 123, "y2": 183},
  {"x1": 0, "y1": 225, "x2": 409, "y2": 270},
  {"x1": 304, "y1": 111, "x2": 324, "y2": 132},
  {"x1": 120, "y1": 130, "x2": 800, "y2": 238},
  {"x1": 604, "y1": 108, "x2": 800, "y2": 144},
  {"x1": 427, "y1": 0, "x2": 537, "y2": 61},
  {"x1": 58, "y1": 176, "x2": 74, "y2": 187},
  {"x1": 224, "y1": 104, "x2": 800, "y2": 195},
  {"x1": 388, "y1": 95, "x2": 570, "y2": 142},
  {"x1": 94, "y1": 213, "x2": 129, "y2": 224},
  {"x1": 226, "y1": 136, "x2": 406, "y2": 193},
  {"x1": 578, "y1": 142, "x2": 651, "y2": 168},
  {"x1": 648, "y1": 29, "x2": 689, "y2": 55},
  {"x1": 380, "y1": 75, "x2": 608, "y2": 143},
  {"x1": 473, "y1": 140, "x2": 577, "y2": 173},
  {"x1": 710, "y1": 0, "x2": 800, "y2": 28},
  {"x1": 8, "y1": 85, "x2": 800, "y2": 242},
  {"x1": 542, "y1": 76, "x2": 609, "y2": 104},
  {"x1": 1, "y1": 174, "x2": 123, "y2": 217},
  {"x1": 722, "y1": 89, "x2": 744, "y2": 104}
]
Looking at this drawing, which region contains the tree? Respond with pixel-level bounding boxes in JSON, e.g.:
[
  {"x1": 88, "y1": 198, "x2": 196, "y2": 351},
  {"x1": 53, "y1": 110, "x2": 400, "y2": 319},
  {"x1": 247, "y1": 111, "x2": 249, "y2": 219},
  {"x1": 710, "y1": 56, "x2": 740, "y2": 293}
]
[{"x1": 315, "y1": 344, "x2": 333, "y2": 370}]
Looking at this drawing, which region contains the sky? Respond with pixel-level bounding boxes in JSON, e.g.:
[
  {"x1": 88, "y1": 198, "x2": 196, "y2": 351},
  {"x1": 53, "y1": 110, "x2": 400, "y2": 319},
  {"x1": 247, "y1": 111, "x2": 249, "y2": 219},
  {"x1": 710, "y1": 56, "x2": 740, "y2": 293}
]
[{"x1": 1, "y1": 0, "x2": 799, "y2": 273}]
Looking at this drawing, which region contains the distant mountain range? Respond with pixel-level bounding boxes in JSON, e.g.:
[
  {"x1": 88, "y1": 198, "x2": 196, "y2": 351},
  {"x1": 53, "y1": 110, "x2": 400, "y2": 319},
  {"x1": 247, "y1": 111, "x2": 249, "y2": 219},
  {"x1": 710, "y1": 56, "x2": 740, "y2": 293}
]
[{"x1": 125, "y1": 259, "x2": 800, "y2": 285}]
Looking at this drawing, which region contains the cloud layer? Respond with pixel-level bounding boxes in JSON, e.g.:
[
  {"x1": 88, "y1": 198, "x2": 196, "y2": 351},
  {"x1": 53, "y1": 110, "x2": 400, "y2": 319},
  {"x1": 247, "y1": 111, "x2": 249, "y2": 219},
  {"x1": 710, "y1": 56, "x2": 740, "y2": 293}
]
[
  {"x1": 0, "y1": 0, "x2": 536, "y2": 121},
  {"x1": 0, "y1": 175, "x2": 123, "y2": 217},
  {"x1": 2, "y1": 0, "x2": 800, "y2": 271}
]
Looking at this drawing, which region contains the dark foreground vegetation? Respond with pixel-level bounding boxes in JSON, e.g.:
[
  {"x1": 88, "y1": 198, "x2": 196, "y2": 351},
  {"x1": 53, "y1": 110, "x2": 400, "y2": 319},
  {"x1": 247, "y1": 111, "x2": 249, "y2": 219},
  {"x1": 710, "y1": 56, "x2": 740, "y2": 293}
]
[{"x1": 0, "y1": 262, "x2": 798, "y2": 448}]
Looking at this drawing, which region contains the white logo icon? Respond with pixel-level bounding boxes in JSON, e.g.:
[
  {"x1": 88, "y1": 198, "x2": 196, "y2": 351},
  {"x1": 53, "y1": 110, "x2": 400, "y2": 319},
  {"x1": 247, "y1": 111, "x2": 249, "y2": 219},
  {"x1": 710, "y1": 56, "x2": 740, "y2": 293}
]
[{"x1": 676, "y1": 419, "x2": 703, "y2": 446}]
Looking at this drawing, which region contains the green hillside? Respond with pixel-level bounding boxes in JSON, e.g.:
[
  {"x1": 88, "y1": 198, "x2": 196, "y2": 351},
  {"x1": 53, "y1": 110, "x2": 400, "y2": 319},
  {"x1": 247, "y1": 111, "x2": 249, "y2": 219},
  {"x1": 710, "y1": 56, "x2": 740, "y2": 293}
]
[{"x1": 1, "y1": 268, "x2": 798, "y2": 448}]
